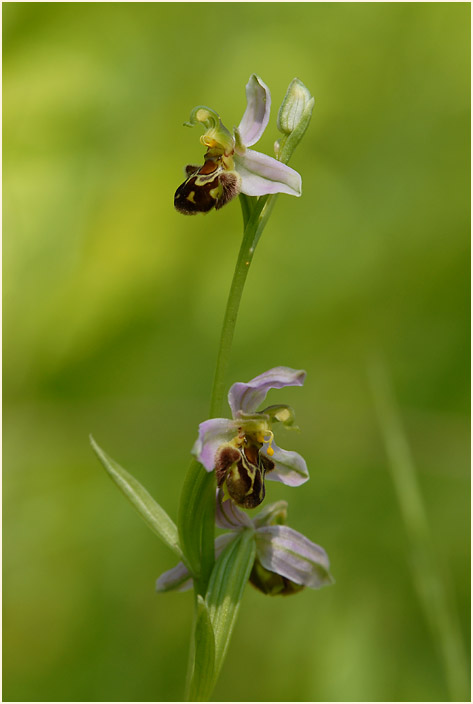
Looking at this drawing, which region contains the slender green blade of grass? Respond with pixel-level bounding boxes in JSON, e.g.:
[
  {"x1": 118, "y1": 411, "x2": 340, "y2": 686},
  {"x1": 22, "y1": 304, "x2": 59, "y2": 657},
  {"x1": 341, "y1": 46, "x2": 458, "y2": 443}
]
[{"x1": 368, "y1": 360, "x2": 469, "y2": 702}]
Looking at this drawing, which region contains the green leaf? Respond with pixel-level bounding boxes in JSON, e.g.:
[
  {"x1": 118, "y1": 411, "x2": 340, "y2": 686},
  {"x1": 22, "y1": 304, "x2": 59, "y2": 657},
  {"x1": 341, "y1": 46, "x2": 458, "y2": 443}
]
[
  {"x1": 188, "y1": 596, "x2": 216, "y2": 702},
  {"x1": 238, "y1": 193, "x2": 252, "y2": 227},
  {"x1": 205, "y1": 529, "x2": 256, "y2": 680},
  {"x1": 90, "y1": 435, "x2": 184, "y2": 562},
  {"x1": 197, "y1": 479, "x2": 217, "y2": 595},
  {"x1": 178, "y1": 459, "x2": 215, "y2": 582}
]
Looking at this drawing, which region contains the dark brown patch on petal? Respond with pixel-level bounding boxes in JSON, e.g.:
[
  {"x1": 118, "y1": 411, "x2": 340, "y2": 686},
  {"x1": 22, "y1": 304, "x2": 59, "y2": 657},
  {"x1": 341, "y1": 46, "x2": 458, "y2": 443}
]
[
  {"x1": 174, "y1": 174, "x2": 220, "y2": 214},
  {"x1": 175, "y1": 158, "x2": 241, "y2": 214}
]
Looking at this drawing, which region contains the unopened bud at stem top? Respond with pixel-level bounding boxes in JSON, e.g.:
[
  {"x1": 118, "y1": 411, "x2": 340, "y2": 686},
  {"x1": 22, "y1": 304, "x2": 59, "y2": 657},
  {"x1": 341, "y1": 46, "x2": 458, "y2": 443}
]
[{"x1": 276, "y1": 78, "x2": 315, "y2": 164}]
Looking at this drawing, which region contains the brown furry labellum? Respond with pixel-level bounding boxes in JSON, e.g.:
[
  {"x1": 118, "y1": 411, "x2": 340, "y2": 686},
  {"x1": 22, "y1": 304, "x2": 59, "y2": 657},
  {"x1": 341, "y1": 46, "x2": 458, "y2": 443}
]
[
  {"x1": 174, "y1": 158, "x2": 241, "y2": 214},
  {"x1": 215, "y1": 443, "x2": 274, "y2": 509}
]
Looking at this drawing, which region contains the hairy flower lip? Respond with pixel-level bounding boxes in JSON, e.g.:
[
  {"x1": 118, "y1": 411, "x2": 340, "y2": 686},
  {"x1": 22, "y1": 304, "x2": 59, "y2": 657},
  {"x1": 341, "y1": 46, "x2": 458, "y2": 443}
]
[{"x1": 192, "y1": 366, "x2": 309, "y2": 490}]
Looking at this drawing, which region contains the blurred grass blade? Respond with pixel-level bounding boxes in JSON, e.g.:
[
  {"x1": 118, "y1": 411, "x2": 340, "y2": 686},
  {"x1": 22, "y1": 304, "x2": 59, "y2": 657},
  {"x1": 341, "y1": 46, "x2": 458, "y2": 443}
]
[
  {"x1": 178, "y1": 459, "x2": 215, "y2": 583},
  {"x1": 90, "y1": 435, "x2": 184, "y2": 562},
  {"x1": 206, "y1": 529, "x2": 256, "y2": 681},
  {"x1": 188, "y1": 595, "x2": 216, "y2": 702},
  {"x1": 368, "y1": 360, "x2": 469, "y2": 702}
]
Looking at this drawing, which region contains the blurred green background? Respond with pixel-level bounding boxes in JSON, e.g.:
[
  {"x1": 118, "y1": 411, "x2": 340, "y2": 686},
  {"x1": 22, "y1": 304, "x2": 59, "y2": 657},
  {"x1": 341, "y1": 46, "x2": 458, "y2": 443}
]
[{"x1": 3, "y1": 3, "x2": 470, "y2": 702}]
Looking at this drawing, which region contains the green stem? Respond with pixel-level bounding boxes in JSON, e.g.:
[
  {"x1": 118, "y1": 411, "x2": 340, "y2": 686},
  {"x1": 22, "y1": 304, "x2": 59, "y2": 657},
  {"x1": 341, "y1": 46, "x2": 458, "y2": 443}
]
[{"x1": 209, "y1": 194, "x2": 276, "y2": 418}]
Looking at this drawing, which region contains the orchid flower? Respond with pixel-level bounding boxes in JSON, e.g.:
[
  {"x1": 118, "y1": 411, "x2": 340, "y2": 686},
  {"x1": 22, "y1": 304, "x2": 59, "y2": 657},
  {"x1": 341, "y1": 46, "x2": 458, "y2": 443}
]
[
  {"x1": 174, "y1": 74, "x2": 302, "y2": 214},
  {"x1": 156, "y1": 490, "x2": 333, "y2": 596},
  {"x1": 192, "y1": 367, "x2": 310, "y2": 509}
]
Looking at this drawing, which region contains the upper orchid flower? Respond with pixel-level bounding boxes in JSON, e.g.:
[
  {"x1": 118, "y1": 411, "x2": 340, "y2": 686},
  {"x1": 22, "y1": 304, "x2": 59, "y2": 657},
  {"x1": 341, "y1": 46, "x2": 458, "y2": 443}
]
[
  {"x1": 156, "y1": 490, "x2": 333, "y2": 596},
  {"x1": 192, "y1": 367, "x2": 310, "y2": 509},
  {"x1": 174, "y1": 75, "x2": 302, "y2": 214}
]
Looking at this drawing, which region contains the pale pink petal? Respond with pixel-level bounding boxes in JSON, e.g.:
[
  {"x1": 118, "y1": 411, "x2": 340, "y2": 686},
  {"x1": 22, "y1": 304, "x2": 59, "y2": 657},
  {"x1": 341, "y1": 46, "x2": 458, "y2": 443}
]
[
  {"x1": 255, "y1": 525, "x2": 333, "y2": 589},
  {"x1": 155, "y1": 561, "x2": 193, "y2": 592},
  {"x1": 228, "y1": 367, "x2": 306, "y2": 417},
  {"x1": 264, "y1": 440, "x2": 309, "y2": 487},
  {"x1": 192, "y1": 418, "x2": 236, "y2": 471},
  {"x1": 237, "y1": 74, "x2": 271, "y2": 147},
  {"x1": 234, "y1": 150, "x2": 302, "y2": 197},
  {"x1": 215, "y1": 489, "x2": 252, "y2": 530}
]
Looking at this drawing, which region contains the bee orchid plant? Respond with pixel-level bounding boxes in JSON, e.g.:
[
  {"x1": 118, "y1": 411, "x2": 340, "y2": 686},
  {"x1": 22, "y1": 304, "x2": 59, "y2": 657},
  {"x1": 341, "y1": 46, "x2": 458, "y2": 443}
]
[{"x1": 92, "y1": 74, "x2": 332, "y2": 702}]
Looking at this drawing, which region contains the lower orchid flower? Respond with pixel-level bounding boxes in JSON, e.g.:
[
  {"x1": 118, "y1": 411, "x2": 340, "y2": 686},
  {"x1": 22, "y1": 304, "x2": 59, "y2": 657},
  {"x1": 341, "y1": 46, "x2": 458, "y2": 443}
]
[
  {"x1": 174, "y1": 74, "x2": 302, "y2": 214},
  {"x1": 156, "y1": 490, "x2": 333, "y2": 596},
  {"x1": 192, "y1": 366, "x2": 310, "y2": 509}
]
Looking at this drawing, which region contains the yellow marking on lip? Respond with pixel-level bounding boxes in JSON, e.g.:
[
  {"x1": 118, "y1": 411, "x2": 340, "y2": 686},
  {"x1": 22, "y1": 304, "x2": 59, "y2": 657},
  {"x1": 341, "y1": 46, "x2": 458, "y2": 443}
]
[{"x1": 186, "y1": 191, "x2": 196, "y2": 203}]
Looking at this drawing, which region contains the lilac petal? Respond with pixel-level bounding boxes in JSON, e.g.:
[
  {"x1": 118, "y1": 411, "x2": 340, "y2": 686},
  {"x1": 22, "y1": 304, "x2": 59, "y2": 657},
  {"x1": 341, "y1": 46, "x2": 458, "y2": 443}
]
[
  {"x1": 192, "y1": 418, "x2": 236, "y2": 471},
  {"x1": 156, "y1": 562, "x2": 193, "y2": 592},
  {"x1": 255, "y1": 525, "x2": 333, "y2": 589},
  {"x1": 237, "y1": 74, "x2": 271, "y2": 147},
  {"x1": 215, "y1": 489, "x2": 252, "y2": 530},
  {"x1": 264, "y1": 440, "x2": 309, "y2": 486},
  {"x1": 228, "y1": 367, "x2": 306, "y2": 417},
  {"x1": 156, "y1": 533, "x2": 237, "y2": 592},
  {"x1": 234, "y1": 150, "x2": 302, "y2": 197}
]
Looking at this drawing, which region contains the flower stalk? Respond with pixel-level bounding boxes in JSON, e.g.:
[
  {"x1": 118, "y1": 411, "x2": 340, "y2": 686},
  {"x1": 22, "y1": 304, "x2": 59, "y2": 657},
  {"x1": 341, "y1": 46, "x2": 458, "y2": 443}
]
[{"x1": 209, "y1": 193, "x2": 272, "y2": 419}]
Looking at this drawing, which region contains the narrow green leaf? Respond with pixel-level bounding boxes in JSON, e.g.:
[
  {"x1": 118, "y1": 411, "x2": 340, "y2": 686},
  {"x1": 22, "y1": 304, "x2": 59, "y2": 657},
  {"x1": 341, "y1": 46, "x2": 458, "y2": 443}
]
[
  {"x1": 188, "y1": 596, "x2": 216, "y2": 702},
  {"x1": 206, "y1": 529, "x2": 256, "y2": 679},
  {"x1": 90, "y1": 435, "x2": 183, "y2": 561},
  {"x1": 178, "y1": 459, "x2": 215, "y2": 581}
]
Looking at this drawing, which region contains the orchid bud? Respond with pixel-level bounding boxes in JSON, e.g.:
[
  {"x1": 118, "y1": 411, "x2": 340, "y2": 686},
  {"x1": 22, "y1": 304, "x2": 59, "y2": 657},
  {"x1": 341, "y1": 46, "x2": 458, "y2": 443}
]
[{"x1": 276, "y1": 78, "x2": 314, "y2": 164}]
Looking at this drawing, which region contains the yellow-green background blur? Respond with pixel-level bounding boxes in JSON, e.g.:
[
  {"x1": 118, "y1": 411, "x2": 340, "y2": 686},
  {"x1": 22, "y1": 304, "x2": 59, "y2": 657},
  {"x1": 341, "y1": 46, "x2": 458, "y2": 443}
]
[{"x1": 3, "y1": 3, "x2": 470, "y2": 702}]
